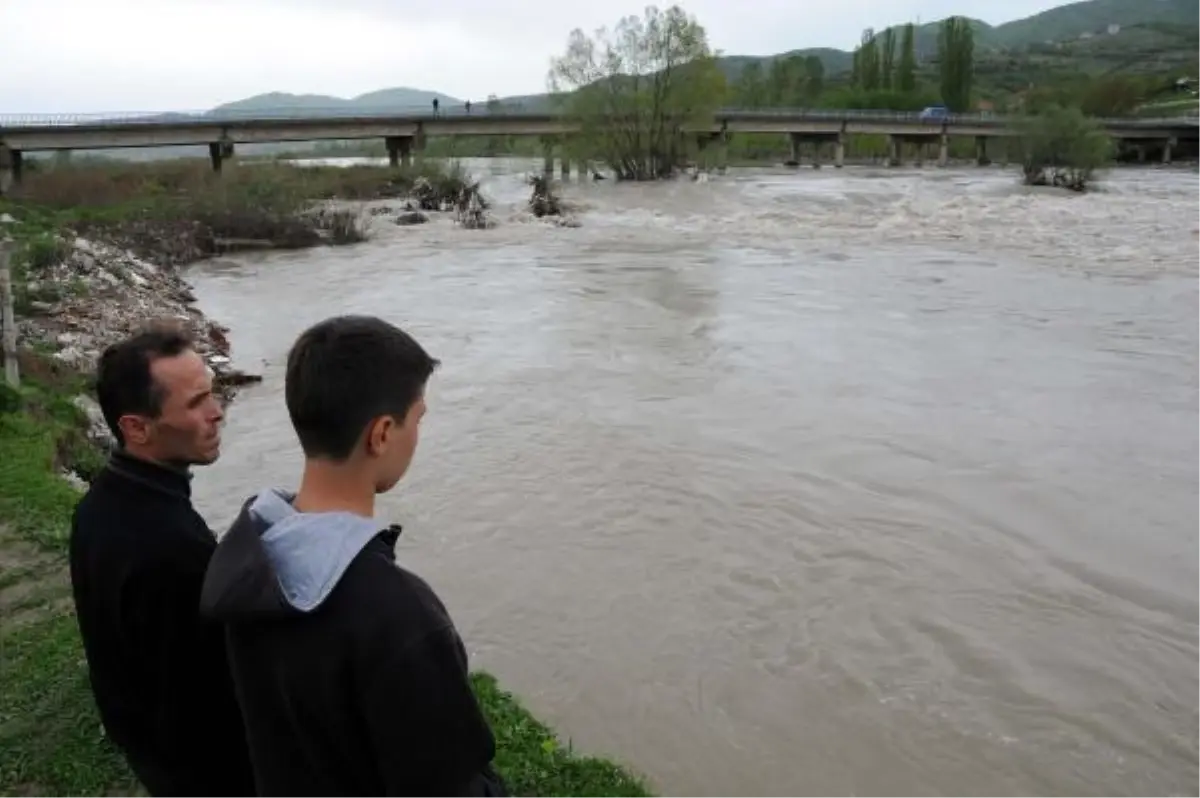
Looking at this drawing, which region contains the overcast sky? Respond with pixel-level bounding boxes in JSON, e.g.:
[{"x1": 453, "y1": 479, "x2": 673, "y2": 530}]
[{"x1": 3, "y1": 0, "x2": 1068, "y2": 114}]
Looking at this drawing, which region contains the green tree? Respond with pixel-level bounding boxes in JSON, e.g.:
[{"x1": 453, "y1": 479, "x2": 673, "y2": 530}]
[
  {"x1": 1079, "y1": 76, "x2": 1150, "y2": 117},
  {"x1": 548, "y1": 6, "x2": 726, "y2": 180},
  {"x1": 736, "y1": 61, "x2": 768, "y2": 108},
  {"x1": 804, "y1": 56, "x2": 825, "y2": 100},
  {"x1": 855, "y1": 29, "x2": 881, "y2": 91},
  {"x1": 897, "y1": 23, "x2": 917, "y2": 93},
  {"x1": 767, "y1": 57, "x2": 796, "y2": 105},
  {"x1": 1014, "y1": 105, "x2": 1114, "y2": 192},
  {"x1": 938, "y1": 17, "x2": 974, "y2": 112},
  {"x1": 879, "y1": 28, "x2": 897, "y2": 91}
]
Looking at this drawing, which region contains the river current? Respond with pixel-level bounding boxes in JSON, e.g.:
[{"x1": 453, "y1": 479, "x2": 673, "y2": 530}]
[{"x1": 189, "y1": 160, "x2": 1199, "y2": 796}]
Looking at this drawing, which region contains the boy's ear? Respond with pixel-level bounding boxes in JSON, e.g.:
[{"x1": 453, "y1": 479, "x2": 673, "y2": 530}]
[{"x1": 364, "y1": 416, "x2": 394, "y2": 457}]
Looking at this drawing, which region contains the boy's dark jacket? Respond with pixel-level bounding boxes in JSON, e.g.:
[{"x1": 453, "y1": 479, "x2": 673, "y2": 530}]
[{"x1": 199, "y1": 489, "x2": 505, "y2": 797}]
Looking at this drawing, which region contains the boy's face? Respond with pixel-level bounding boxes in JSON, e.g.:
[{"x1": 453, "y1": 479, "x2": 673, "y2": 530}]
[{"x1": 365, "y1": 390, "x2": 427, "y2": 494}]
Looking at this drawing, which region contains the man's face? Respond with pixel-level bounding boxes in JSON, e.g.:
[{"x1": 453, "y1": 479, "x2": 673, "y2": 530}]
[{"x1": 120, "y1": 349, "x2": 224, "y2": 466}]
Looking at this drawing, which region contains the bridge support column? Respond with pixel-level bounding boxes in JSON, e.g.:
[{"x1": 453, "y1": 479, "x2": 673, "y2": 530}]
[
  {"x1": 385, "y1": 136, "x2": 413, "y2": 168},
  {"x1": 835, "y1": 133, "x2": 845, "y2": 168},
  {"x1": 886, "y1": 135, "x2": 899, "y2": 167},
  {"x1": 716, "y1": 134, "x2": 729, "y2": 174},
  {"x1": 560, "y1": 158, "x2": 570, "y2": 181},
  {"x1": 788, "y1": 133, "x2": 802, "y2": 167},
  {"x1": 1136, "y1": 144, "x2": 1147, "y2": 163},
  {"x1": 541, "y1": 138, "x2": 554, "y2": 179},
  {"x1": 208, "y1": 141, "x2": 234, "y2": 174},
  {"x1": 0, "y1": 146, "x2": 22, "y2": 194},
  {"x1": 1162, "y1": 137, "x2": 1176, "y2": 165},
  {"x1": 975, "y1": 136, "x2": 990, "y2": 166},
  {"x1": 938, "y1": 134, "x2": 949, "y2": 168}
]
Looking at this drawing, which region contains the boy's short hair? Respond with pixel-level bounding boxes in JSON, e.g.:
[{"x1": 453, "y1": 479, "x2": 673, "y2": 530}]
[{"x1": 285, "y1": 315, "x2": 439, "y2": 460}]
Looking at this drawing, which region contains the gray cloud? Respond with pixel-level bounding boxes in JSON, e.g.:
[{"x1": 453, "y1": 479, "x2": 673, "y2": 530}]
[{"x1": 1, "y1": 0, "x2": 1065, "y2": 113}]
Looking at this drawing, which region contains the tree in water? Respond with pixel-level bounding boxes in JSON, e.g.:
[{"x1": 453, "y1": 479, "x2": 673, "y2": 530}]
[
  {"x1": 879, "y1": 28, "x2": 898, "y2": 91},
  {"x1": 938, "y1": 17, "x2": 975, "y2": 112},
  {"x1": 896, "y1": 23, "x2": 917, "y2": 93},
  {"x1": 548, "y1": 6, "x2": 726, "y2": 181},
  {"x1": 1015, "y1": 105, "x2": 1114, "y2": 192}
]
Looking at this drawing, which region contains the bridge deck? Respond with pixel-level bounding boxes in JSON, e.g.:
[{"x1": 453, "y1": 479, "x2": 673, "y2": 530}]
[{"x1": 0, "y1": 108, "x2": 1195, "y2": 152}]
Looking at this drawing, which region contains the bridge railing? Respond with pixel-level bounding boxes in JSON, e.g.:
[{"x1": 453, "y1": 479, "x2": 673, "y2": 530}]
[{"x1": 0, "y1": 106, "x2": 1194, "y2": 129}]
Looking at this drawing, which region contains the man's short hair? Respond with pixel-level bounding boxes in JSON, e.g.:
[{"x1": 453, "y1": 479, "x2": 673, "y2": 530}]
[
  {"x1": 285, "y1": 315, "x2": 439, "y2": 461},
  {"x1": 96, "y1": 323, "x2": 195, "y2": 447}
]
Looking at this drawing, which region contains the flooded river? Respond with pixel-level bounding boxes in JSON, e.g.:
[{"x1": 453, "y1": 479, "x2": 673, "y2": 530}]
[{"x1": 189, "y1": 161, "x2": 1199, "y2": 796}]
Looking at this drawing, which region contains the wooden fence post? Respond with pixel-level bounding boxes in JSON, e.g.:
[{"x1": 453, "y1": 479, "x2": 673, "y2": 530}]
[{"x1": 0, "y1": 241, "x2": 18, "y2": 388}]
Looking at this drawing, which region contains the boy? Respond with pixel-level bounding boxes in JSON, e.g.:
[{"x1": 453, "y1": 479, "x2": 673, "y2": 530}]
[{"x1": 200, "y1": 315, "x2": 504, "y2": 796}]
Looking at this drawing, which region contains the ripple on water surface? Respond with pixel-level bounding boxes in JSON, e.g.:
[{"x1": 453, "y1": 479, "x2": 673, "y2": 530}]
[{"x1": 190, "y1": 163, "x2": 1199, "y2": 796}]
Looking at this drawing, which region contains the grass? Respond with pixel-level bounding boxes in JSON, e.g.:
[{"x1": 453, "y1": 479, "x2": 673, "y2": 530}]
[{"x1": 1, "y1": 158, "x2": 481, "y2": 267}]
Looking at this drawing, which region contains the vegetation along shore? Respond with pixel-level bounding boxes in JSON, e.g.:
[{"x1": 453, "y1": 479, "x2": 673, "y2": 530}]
[{"x1": 0, "y1": 158, "x2": 649, "y2": 796}]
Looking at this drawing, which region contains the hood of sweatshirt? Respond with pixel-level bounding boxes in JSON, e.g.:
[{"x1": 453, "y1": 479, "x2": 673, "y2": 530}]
[{"x1": 200, "y1": 488, "x2": 400, "y2": 621}]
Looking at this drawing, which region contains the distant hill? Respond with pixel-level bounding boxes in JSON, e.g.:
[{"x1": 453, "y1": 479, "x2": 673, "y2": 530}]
[
  {"x1": 210, "y1": 87, "x2": 461, "y2": 117},
  {"x1": 984, "y1": 0, "x2": 1197, "y2": 49},
  {"x1": 719, "y1": 0, "x2": 1197, "y2": 74},
  {"x1": 200, "y1": 0, "x2": 1193, "y2": 119}
]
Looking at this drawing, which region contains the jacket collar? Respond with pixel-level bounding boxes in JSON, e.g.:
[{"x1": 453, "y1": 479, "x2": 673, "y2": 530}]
[{"x1": 105, "y1": 449, "x2": 193, "y2": 500}]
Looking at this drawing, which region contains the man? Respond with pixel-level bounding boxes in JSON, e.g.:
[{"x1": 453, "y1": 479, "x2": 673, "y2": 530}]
[
  {"x1": 200, "y1": 315, "x2": 504, "y2": 797},
  {"x1": 68, "y1": 324, "x2": 255, "y2": 796}
]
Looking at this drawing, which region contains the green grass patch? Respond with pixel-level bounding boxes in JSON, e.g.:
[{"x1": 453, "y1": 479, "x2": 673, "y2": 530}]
[
  {"x1": 0, "y1": 391, "x2": 90, "y2": 551},
  {"x1": 474, "y1": 673, "x2": 652, "y2": 796},
  {"x1": 0, "y1": 611, "x2": 143, "y2": 796}
]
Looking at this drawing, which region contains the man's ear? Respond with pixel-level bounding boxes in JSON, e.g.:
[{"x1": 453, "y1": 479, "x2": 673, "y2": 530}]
[
  {"x1": 364, "y1": 416, "x2": 394, "y2": 457},
  {"x1": 118, "y1": 414, "x2": 152, "y2": 446}
]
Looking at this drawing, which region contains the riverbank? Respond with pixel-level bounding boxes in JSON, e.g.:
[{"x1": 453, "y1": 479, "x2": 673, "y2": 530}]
[{"x1": 0, "y1": 160, "x2": 651, "y2": 796}]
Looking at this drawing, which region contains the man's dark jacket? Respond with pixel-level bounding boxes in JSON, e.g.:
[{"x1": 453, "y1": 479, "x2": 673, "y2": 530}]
[
  {"x1": 68, "y1": 450, "x2": 255, "y2": 796},
  {"x1": 199, "y1": 488, "x2": 505, "y2": 797}
]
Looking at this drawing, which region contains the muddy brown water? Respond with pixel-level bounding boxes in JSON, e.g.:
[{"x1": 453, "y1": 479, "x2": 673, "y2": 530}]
[{"x1": 188, "y1": 161, "x2": 1199, "y2": 796}]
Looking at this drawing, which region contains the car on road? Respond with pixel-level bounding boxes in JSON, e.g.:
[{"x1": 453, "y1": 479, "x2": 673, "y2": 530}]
[{"x1": 919, "y1": 105, "x2": 949, "y2": 121}]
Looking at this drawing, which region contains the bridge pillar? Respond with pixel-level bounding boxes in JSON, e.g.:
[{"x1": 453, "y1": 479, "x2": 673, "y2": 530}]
[
  {"x1": 835, "y1": 133, "x2": 845, "y2": 168},
  {"x1": 1163, "y1": 137, "x2": 1176, "y2": 165},
  {"x1": 560, "y1": 157, "x2": 570, "y2": 181},
  {"x1": 886, "y1": 135, "x2": 900, "y2": 168},
  {"x1": 385, "y1": 136, "x2": 413, "y2": 168},
  {"x1": 716, "y1": 133, "x2": 729, "y2": 174},
  {"x1": 975, "y1": 136, "x2": 990, "y2": 166},
  {"x1": 540, "y1": 138, "x2": 554, "y2": 179},
  {"x1": 938, "y1": 134, "x2": 949, "y2": 168},
  {"x1": 208, "y1": 141, "x2": 234, "y2": 174},
  {"x1": 0, "y1": 146, "x2": 22, "y2": 194},
  {"x1": 788, "y1": 133, "x2": 801, "y2": 167}
]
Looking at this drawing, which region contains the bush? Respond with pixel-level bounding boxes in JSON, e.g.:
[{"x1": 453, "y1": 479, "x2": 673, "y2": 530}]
[
  {"x1": 17, "y1": 233, "x2": 71, "y2": 273},
  {"x1": 1014, "y1": 105, "x2": 1115, "y2": 192}
]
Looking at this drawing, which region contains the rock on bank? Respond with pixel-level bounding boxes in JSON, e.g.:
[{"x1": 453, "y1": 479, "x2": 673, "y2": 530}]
[{"x1": 14, "y1": 235, "x2": 256, "y2": 411}]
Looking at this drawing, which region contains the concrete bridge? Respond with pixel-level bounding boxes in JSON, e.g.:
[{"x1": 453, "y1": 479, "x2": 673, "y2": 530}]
[{"x1": 1, "y1": 106, "x2": 1195, "y2": 189}]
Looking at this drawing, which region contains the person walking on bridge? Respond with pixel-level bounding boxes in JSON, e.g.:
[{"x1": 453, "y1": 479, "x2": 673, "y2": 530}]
[{"x1": 68, "y1": 324, "x2": 255, "y2": 796}]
